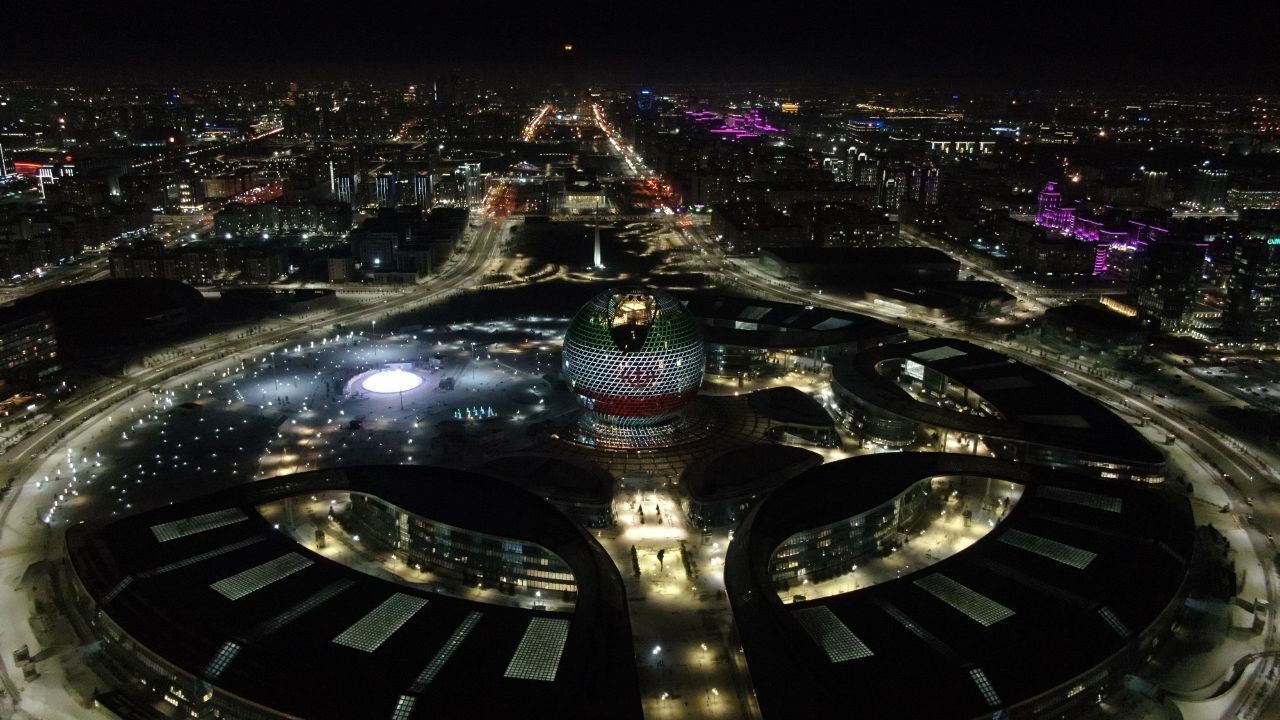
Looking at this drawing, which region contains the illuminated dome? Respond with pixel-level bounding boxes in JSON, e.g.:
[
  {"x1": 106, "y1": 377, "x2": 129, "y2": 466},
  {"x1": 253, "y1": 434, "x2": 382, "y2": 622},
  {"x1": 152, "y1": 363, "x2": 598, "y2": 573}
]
[
  {"x1": 562, "y1": 287, "x2": 704, "y2": 431},
  {"x1": 362, "y1": 368, "x2": 424, "y2": 394}
]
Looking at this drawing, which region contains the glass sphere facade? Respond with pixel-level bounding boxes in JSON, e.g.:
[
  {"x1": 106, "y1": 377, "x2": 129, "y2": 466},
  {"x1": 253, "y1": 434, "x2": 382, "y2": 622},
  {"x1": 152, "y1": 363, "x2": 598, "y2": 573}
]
[{"x1": 563, "y1": 288, "x2": 705, "y2": 427}]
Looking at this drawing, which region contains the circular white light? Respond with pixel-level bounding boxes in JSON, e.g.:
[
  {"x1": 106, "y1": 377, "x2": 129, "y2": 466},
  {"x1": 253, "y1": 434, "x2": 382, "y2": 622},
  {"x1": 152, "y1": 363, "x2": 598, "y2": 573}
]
[{"x1": 362, "y1": 369, "x2": 423, "y2": 394}]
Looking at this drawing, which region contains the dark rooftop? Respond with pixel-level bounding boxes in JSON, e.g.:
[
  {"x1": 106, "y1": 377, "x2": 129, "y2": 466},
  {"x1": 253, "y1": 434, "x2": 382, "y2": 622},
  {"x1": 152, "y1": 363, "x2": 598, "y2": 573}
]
[
  {"x1": 748, "y1": 387, "x2": 834, "y2": 427},
  {"x1": 761, "y1": 246, "x2": 958, "y2": 266},
  {"x1": 473, "y1": 454, "x2": 615, "y2": 506},
  {"x1": 1043, "y1": 302, "x2": 1148, "y2": 333},
  {"x1": 14, "y1": 277, "x2": 204, "y2": 325},
  {"x1": 712, "y1": 201, "x2": 798, "y2": 230},
  {"x1": 790, "y1": 202, "x2": 895, "y2": 226},
  {"x1": 0, "y1": 304, "x2": 49, "y2": 328},
  {"x1": 683, "y1": 444, "x2": 823, "y2": 503},
  {"x1": 834, "y1": 337, "x2": 1165, "y2": 469},
  {"x1": 862, "y1": 281, "x2": 1016, "y2": 313},
  {"x1": 680, "y1": 293, "x2": 906, "y2": 351},
  {"x1": 66, "y1": 465, "x2": 641, "y2": 720}
]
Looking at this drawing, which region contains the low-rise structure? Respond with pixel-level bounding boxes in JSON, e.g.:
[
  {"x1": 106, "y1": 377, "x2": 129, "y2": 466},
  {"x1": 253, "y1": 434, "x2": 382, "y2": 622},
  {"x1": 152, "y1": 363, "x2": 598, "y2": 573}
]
[
  {"x1": 760, "y1": 246, "x2": 960, "y2": 285},
  {"x1": 680, "y1": 294, "x2": 906, "y2": 378},
  {"x1": 830, "y1": 338, "x2": 1165, "y2": 481},
  {"x1": 1040, "y1": 302, "x2": 1150, "y2": 360}
]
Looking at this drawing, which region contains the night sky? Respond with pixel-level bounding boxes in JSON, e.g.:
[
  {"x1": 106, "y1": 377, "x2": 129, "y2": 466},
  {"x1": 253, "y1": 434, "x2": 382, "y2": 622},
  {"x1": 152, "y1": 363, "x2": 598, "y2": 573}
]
[{"x1": 11, "y1": 1, "x2": 1280, "y2": 88}]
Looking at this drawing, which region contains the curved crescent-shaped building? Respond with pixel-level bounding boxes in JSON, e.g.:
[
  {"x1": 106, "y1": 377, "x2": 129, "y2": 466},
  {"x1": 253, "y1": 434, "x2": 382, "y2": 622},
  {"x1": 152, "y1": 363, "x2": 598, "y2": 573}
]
[
  {"x1": 725, "y1": 453, "x2": 1195, "y2": 720},
  {"x1": 65, "y1": 466, "x2": 642, "y2": 720},
  {"x1": 831, "y1": 337, "x2": 1166, "y2": 482},
  {"x1": 562, "y1": 287, "x2": 705, "y2": 426},
  {"x1": 677, "y1": 293, "x2": 907, "y2": 377}
]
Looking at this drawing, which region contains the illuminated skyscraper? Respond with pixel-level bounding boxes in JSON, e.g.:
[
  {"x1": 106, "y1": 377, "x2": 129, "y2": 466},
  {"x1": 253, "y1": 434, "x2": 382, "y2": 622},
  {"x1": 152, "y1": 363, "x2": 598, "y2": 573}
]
[
  {"x1": 1135, "y1": 240, "x2": 1205, "y2": 330},
  {"x1": 1194, "y1": 168, "x2": 1228, "y2": 209},
  {"x1": 1142, "y1": 169, "x2": 1170, "y2": 208},
  {"x1": 1224, "y1": 235, "x2": 1280, "y2": 342}
]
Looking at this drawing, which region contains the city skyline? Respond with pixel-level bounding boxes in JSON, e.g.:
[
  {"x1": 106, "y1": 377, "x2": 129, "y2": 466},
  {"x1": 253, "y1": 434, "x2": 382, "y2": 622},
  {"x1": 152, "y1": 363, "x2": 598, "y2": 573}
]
[
  {"x1": 0, "y1": 9, "x2": 1278, "y2": 720},
  {"x1": 8, "y1": 3, "x2": 1280, "y2": 87}
]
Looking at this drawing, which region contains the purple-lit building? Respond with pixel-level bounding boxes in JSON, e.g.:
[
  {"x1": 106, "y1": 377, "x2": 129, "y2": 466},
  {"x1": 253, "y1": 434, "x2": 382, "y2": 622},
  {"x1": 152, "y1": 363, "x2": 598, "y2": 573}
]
[
  {"x1": 685, "y1": 109, "x2": 782, "y2": 140},
  {"x1": 1035, "y1": 182, "x2": 1169, "y2": 275}
]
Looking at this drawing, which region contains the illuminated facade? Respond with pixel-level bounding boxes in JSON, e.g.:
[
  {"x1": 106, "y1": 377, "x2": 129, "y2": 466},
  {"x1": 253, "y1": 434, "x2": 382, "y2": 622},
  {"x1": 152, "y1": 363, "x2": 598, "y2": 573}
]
[
  {"x1": 348, "y1": 492, "x2": 577, "y2": 597},
  {"x1": 1035, "y1": 182, "x2": 1169, "y2": 275},
  {"x1": 1224, "y1": 235, "x2": 1280, "y2": 343},
  {"x1": 562, "y1": 288, "x2": 705, "y2": 447},
  {"x1": 0, "y1": 309, "x2": 58, "y2": 381},
  {"x1": 685, "y1": 108, "x2": 782, "y2": 140},
  {"x1": 769, "y1": 475, "x2": 932, "y2": 588}
]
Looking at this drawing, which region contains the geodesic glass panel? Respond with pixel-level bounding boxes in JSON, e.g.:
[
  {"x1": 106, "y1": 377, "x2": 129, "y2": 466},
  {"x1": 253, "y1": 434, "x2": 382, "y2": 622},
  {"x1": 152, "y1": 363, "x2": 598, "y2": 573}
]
[{"x1": 562, "y1": 287, "x2": 704, "y2": 427}]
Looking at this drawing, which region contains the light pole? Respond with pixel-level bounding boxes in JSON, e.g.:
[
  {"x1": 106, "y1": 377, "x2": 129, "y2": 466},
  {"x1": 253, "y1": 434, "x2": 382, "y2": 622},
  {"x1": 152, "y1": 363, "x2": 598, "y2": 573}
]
[{"x1": 271, "y1": 351, "x2": 279, "y2": 404}]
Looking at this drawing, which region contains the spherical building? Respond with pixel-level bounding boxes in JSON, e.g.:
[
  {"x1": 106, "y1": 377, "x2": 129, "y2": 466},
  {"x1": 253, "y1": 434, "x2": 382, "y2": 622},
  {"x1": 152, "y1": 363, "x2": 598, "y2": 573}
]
[{"x1": 563, "y1": 288, "x2": 705, "y2": 447}]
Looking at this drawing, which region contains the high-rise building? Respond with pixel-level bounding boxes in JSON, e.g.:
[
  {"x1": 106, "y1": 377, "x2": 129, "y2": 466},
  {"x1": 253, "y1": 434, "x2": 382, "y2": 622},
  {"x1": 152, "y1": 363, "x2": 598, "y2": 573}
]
[
  {"x1": 910, "y1": 167, "x2": 941, "y2": 206},
  {"x1": 851, "y1": 152, "x2": 879, "y2": 186},
  {"x1": 1224, "y1": 235, "x2": 1280, "y2": 342},
  {"x1": 411, "y1": 173, "x2": 432, "y2": 208},
  {"x1": 332, "y1": 175, "x2": 355, "y2": 204},
  {"x1": 1134, "y1": 240, "x2": 1205, "y2": 330},
  {"x1": 108, "y1": 240, "x2": 229, "y2": 285},
  {"x1": 1037, "y1": 182, "x2": 1065, "y2": 225},
  {"x1": 373, "y1": 173, "x2": 399, "y2": 208},
  {"x1": 878, "y1": 166, "x2": 910, "y2": 210},
  {"x1": 1194, "y1": 168, "x2": 1228, "y2": 210},
  {"x1": 1141, "y1": 169, "x2": 1170, "y2": 208},
  {"x1": 0, "y1": 308, "x2": 58, "y2": 383},
  {"x1": 459, "y1": 162, "x2": 483, "y2": 207},
  {"x1": 878, "y1": 164, "x2": 939, "y2": 211}
]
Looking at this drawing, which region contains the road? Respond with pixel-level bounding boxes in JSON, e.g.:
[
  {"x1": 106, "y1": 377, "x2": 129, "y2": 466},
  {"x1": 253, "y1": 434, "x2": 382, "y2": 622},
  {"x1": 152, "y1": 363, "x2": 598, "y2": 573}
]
[
  {"x1": 677, "y1": 215, "x2": 1280, "y2": 718},
  {"x1": 129, "y1": 126, "x2": 284, "y2": 173},
  {"x1": 0, "y1": 256, "x2": 109, "y2": 305},
  {"x1": 2, "y1": 105, "x2": 1273, "y2": 720},
  {"x1": 586, "y1": 109, "x2": 1280, "y2": 717},
  {"x1": 7, "y1": 214, "x2": 506, "y2": 470},
  {"x1": 0, "y1": 213, "x2": 509, "y2": 717}
]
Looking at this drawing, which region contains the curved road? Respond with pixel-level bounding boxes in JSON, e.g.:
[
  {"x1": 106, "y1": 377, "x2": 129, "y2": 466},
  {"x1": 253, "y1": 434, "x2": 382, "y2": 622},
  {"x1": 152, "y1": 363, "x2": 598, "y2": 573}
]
[
  {"x1": 674, "y1": 215, "x2": 1279, "y2": 720},
  {"x1": 0, "y1": 215, "x2": 508, "y2": 715}
]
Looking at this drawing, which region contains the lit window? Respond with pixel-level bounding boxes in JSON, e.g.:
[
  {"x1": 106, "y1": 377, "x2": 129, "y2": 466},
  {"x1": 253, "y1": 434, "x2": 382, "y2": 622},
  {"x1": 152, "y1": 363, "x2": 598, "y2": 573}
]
[
  {"x1": 504, "y1": 617, "x2": 570, "y2": 681},
  {"x1": 333, "y1": 593, "x2": 428, "y2": 652}
]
